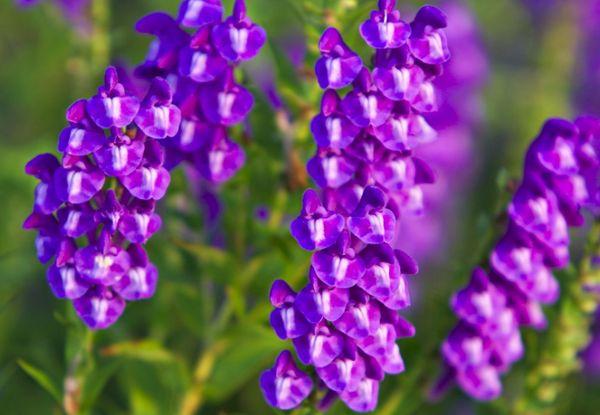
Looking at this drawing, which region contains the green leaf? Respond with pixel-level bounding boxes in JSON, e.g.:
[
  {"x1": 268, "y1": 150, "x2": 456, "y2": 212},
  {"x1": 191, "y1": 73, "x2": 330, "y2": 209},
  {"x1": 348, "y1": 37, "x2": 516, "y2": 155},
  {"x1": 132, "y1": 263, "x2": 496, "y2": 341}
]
[
  {"x1": 17, "y1": 359, "x2": 62, "y2": 404},
  {"x1": 203, "y1": 324, "x2": 284, "y2": 402},
  {"x1": 79, "y1": 359, "x2": 122, "y2": 412},
  {"x1": 101, "y1": 340, "x2": 178, "y2": 364}
]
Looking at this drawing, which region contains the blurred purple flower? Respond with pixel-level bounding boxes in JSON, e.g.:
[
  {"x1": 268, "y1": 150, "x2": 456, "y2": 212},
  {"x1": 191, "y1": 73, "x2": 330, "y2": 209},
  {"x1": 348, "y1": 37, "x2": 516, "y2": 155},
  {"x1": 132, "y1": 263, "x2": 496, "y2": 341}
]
[{"x1": 440, "y1": 118, "x2": 599, "y2": 400}]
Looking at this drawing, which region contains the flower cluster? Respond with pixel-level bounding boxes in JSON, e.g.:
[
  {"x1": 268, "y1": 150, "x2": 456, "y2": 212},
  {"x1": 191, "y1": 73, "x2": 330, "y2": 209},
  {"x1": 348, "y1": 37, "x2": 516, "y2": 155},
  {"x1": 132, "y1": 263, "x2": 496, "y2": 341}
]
[
  {"x1": 261, "y1": 2, "x2": 451, "y2": 412},
  {"x1": 135, "y1": 0, "x2": 265, "y2": 184},
  {"x1": 441, "y1": 117, "x2": 600, "y2": 400},
  {"x1": 23, "y1": 67, "x2": 181, "y2": 329}
]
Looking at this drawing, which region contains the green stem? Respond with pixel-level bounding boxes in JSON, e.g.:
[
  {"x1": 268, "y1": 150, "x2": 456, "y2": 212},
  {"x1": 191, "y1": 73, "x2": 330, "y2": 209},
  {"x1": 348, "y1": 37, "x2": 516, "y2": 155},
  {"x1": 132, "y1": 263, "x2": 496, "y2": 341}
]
[
  {"x1": 90, "y1": 0, "x2": 110, "y2": 74},
  {"x1": 512, "y1": 221, "x2": 600, "y2": 415}
]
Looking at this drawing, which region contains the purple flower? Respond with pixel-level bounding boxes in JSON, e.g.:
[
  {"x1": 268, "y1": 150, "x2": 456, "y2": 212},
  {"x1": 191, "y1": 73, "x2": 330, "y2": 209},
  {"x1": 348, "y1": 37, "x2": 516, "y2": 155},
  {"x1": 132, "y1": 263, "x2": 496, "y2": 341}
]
[
  {"x1": 211, "y1": 0, "x2": 266, "y2": 62},
  {"x1": 408, "y1": 6, "x2": 451, "y2": 65},
  {"x1": 24, "y1": 67, "x2": 178, "y2": 329},
  {"x1": 315, "y1": 28, "x2": 363, "y2": 90},
  {"x1": 136, "y1": 0, "x2": 265, "y2": 190},
  {"x1": 359, "y1": 0, "x2": 411, "y2": 49},
  {"x1": 290, "y1": 189, "x2": 345, "y2": 251},
  {"x1": 440, "y1": 118, "x2": 600, "y2": 400},
  {"x1": 260, "y1": 351, "x2": 313, "y2": 410},
  {"x1": 263, "y1": 4, "x2": 451, "y2": 411},
  {"x1": 178, "y1": 0, "x2": 223, "y2": 28},
  {"x1": 87, "y1": 68, "x2": 141, "y2": 129}
]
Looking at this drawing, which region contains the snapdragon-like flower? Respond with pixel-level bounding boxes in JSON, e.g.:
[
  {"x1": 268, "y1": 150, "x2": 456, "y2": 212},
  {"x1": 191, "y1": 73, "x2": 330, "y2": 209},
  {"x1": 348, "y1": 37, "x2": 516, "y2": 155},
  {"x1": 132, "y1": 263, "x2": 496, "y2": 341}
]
[
  {"x1": 440, "y1": 117, "x2": 600, "y2": 400},
  {"x1": 261, "y1": 2, "x2": 450, "y2": 412},
  {"x1": 136, "y1": 0, "x2": 265, "y2": 184},
  {"x1": 23, "y1": 67, "x2": 181, "y2": 330}
]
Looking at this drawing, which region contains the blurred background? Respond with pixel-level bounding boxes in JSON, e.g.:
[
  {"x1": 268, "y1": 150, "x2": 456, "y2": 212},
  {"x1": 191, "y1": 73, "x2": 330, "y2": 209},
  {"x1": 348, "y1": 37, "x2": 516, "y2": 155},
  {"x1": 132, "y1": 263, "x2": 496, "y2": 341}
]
[{"x1": 0, "y1": 0, "x2": 599, "y2": 413}]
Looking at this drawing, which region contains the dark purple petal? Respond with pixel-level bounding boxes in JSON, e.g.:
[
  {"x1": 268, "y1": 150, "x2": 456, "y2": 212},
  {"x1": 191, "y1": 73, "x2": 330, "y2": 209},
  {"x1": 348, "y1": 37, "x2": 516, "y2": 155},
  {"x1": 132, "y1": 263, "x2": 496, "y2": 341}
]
[
  {"x1": 269, "y1": 306, "x2": 312, "y2": 340},
  {"x1": 339, "y1": 378, "x2": 379, "y2": 412},
  {"x1": 290, "y1": 212, "x2": 345, "y2": 251},
  {"x1": 293, "y1": 323, "x2": 344, "y2": 367},
  {"x1": 118, "y1": 211, "x2": 162, "y2": 244},
  {"x1": 87, "y1": 95, "x2": 140, "y2": 129},
  {"x1": 373, "y1": 114, "x2": 436, "y2": 151},
  {"x1": 260, "y1": 350, "x2": 313, "y2": 410},
  {"x1": 359, "y1": 10, "x2": 410, "y2": 49},
  {"x1": 47, "y1": 263, "x2": 90, "y2": 300},
  {"x1": 200, "y1": 80, "x2": 254, "y2": 126},
  {"x1": 307, "y1": 151, "x2": 357, "y2": 189},
  {"x1": 177, "y1": 0, "x2": 223, "y2": 28},
  {"x1": 341, "y1": 90, "x2": 393, "y2": 128},
  {"x1": 74, "y1": 242, "x2": 131, "y2": 286},
  {"x1": 334, "y1": 300, "x2": 381, "y2": 340},
  {"x1": 58, "y1": 125, "x2": 105, "y2": 156},
  {"x1": 179, "y1": 47, "x2": 228, "y2": 83},
  {"x1": 373, "y1": 65, "x2": 424, "y2": 102},
  {"x1": 121, "y1": 166, "x2": 170, "y2": 201},
  {"x1": 135, "y1": 103, "x2": 181, "y2": 139},
  {"x1": 212, "y1": 20, "x2": 266, "y2": 62},
  {"x1": 295, "y1": 281, "x2": 349, "y2": 323},
  {"x1": 315, "y1": 28, "x2": 363, "y2": 89},
  {"x1": 113, "y1": 245, "x2": 158, "y2": 300},
  {"x1": 409, "y1": 6, "x2": 450, "y2": 65},
  {"x1": 317, "y1": 355, "x2": 366, "y2": 393},
  {"x1": 94, "y1": 138, "x2": 145, "y2": 177},
  {"x1": 57, "y1": 205, "x2": 96, "y2": 238},
  {"x1": 73, "y1": 287, "x2": 126, "y2": 330},
  {"x1": 193, "y1": 132, "x2": 246, "y2": 183},
  {"x1": 54, "y1": 165, "x2": 105, "y2": 204}
]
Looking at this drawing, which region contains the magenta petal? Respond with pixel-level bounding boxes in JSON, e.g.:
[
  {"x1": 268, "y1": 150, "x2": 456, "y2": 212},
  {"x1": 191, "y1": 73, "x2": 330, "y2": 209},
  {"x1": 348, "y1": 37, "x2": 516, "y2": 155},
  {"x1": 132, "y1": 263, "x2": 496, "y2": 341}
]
[{"x1": 73, "y1": 287, "x2": 126, "y2": 330}]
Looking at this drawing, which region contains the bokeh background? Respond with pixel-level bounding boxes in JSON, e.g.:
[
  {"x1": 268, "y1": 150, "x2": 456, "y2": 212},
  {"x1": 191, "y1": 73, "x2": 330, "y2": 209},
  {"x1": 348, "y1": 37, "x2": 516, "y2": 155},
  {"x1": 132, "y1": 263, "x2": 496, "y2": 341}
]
[{"x1": 0, "y1": 0, "x2": 599, "y2": 413}]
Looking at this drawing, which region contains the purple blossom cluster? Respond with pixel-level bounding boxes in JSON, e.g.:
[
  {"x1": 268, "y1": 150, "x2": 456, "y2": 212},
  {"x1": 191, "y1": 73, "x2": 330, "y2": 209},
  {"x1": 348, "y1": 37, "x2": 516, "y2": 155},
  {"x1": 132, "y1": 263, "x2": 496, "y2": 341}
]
[
  {"x1": 260, "y1": 1, "x2": 451, "y2": 411},
  {"x1": 23, "y1": 67, "x2": 181, "y2": 329},
  {"x1": 441, "y1": 117, "x2": 600, "y2": 400},
  {"x1": 135, "y1": 0, "x2": 265, "y2": 184}
]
